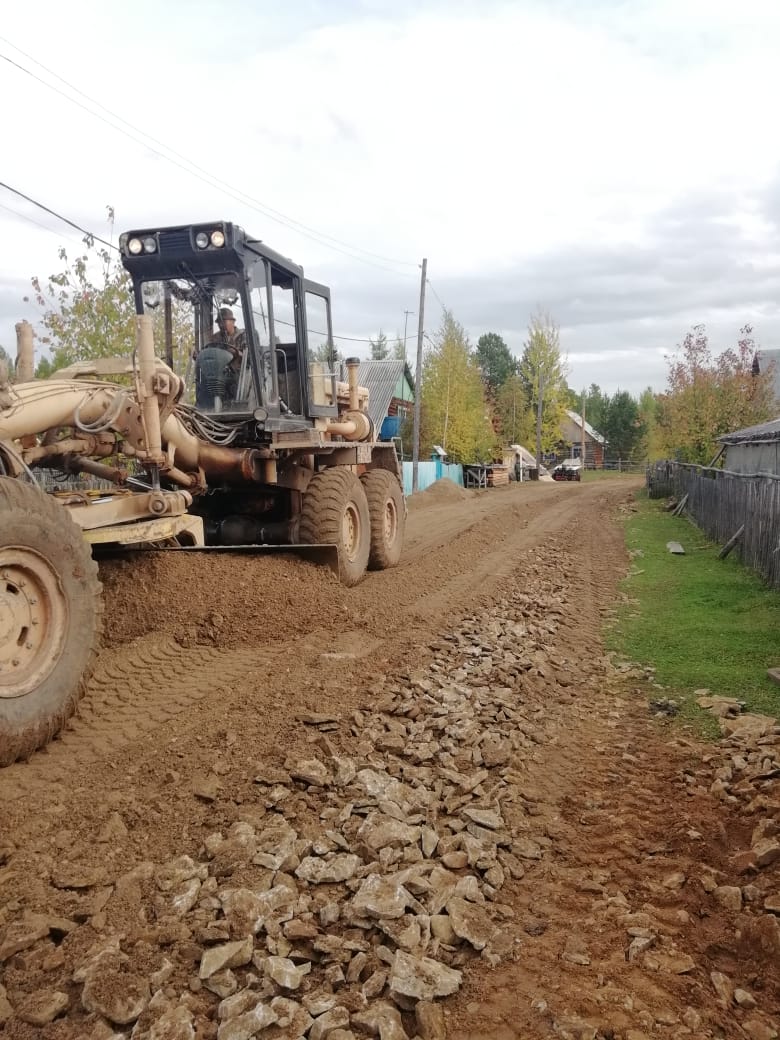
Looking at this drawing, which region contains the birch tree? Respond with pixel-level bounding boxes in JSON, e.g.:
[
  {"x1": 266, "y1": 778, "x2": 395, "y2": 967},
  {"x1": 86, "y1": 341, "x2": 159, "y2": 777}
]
[{"x1": 420, "y1": 312, "x2": 496, "y2": 463}]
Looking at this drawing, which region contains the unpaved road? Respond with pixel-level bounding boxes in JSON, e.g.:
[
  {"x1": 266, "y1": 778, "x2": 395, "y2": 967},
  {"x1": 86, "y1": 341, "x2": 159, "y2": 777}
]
[{"x1": 0, "y1": 477, "x2": 779, "y2": 1040}]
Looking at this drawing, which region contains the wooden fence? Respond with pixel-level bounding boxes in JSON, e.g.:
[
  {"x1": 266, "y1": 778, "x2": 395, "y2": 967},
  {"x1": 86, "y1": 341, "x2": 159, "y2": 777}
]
[{"x1": 647, "y1": 461, "x2": 780, "y2": 588}]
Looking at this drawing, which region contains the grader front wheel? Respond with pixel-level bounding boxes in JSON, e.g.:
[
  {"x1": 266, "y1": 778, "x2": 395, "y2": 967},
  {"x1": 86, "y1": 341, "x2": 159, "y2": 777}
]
[
  {"x1": 299, "y1": 468, "x2": 371, "y2": 586},
  {"x1": 0, "y1": 478, "x2": 103, "y2": 766}
]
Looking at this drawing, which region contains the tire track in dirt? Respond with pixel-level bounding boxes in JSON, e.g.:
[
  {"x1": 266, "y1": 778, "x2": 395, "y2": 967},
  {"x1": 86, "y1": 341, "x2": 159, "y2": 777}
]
[
  {"x1": 0, "y1": 481, "x2": 640, "y2": 805},
  {"x1": 0, "y1": 641, "x2": 275, "y2": 797}
]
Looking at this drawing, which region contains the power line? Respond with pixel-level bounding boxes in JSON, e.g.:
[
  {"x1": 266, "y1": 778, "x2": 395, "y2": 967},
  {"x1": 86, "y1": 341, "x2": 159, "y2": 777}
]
[
  {"x1": 0, "y1": 199, "x2": 86, "y2": 245},
  {"x1": 0, "y1": 186, "x2": 419, "y2": 348},
  {"x1": 274, "y1": 317, "x2": 419, "y2": 345},
  {"x1": 0, "y1": 181, "x2": 117, "y2": 250},
  {"x1": 0, "y1": 40, "x2": 418, "y2": 276},
  {"x1": 426, "y1": 278, "x2": 449, "y2": 315}
]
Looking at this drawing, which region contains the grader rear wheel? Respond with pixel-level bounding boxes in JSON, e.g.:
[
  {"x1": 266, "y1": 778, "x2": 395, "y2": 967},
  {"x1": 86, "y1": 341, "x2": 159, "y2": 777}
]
[
  {"x1": 361, "y1": 469, "x2": 405, "y2": 570},
  {"x1": 299, "y1": 468, "x2": 371, "y2": 586},
  {"x1": 0, "y1": 478, "x2": 103, "y2": 765}
]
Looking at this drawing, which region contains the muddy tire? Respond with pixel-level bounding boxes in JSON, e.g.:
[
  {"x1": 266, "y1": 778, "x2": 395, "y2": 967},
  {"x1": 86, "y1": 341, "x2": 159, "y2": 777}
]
[
  {"x1": 0, "y1": 478, "x2": 103, "y2": 766},
  {"x1": 300, "y1": 468, "x2": 371, "y2": 586},
  {"x1": 361, "y1": 469, "x2": 405, "y2": 570}
]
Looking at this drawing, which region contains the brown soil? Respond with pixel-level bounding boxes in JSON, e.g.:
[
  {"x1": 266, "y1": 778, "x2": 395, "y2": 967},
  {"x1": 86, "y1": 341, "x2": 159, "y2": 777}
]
[
  {"x1": 0, "y1": 477, "x2": 777, "y2": 1039},
  {"x1": 407, "y1": 477, "x2": 474, "y2": 509}
]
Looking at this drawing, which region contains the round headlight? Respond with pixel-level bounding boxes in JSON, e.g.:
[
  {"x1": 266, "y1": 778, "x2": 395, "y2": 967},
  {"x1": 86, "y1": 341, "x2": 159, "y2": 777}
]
[
  {"x1": 143, "y1": 236, "x2": 157, "y2": 254},
  {"x1": 210, "y1": 230, "x2": 225, "y2": 248},
  {"x1": 195, "y1": 232, "x2": 209, "y2": 249},
  {"x1": 127, "y1": 237, "x2": 143, "y2": 255}
]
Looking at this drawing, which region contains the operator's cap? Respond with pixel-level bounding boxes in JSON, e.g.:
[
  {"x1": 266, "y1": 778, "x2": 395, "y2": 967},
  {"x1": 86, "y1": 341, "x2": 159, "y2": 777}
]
[{"x1": 218, "y1": 307, "x2": 235, "y2": 321}]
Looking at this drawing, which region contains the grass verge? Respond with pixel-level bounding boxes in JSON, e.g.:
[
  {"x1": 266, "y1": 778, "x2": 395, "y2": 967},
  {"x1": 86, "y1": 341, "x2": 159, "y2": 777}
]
[
  {"x1": 607, "y1": 491, "x2": 780, "y2": 730},
  {"x1": 583, "y1": 469, "x2": 643, "y2": 482}
]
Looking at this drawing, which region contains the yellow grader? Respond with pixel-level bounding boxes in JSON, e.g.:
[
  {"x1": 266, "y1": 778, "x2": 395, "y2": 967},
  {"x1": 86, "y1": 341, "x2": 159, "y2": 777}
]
[{"x1": 0, "y1": 221, "x2": 405, "y2": 765}]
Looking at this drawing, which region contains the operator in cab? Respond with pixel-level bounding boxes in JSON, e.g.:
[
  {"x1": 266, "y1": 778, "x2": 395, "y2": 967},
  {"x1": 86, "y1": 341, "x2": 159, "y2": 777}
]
[
  {"x1": 195, "y1": 307, "x2": 247, "y2": 408},
  {"x1": 210, "y1": 307, "x2": 247, "y2": 398}
]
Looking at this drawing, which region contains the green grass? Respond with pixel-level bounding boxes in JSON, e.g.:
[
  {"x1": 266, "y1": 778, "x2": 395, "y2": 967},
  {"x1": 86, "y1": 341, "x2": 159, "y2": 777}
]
[
  {"x1": 583, "y1": 469, "x2": 642, "y2": 482},
  {"x1": 607, "y1": 492, "x2": 780, "y2": 730}
]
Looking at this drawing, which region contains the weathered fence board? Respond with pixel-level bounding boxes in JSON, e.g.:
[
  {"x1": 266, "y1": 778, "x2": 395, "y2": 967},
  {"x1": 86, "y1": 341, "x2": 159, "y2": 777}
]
[{"x1": 646, "y1": 461, "x2": 780, "y2": 588}]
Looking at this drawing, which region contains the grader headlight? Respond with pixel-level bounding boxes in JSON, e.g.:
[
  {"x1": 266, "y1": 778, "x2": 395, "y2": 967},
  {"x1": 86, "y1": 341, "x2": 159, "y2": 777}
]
[
  {"x1": 142, "y1": 236, "x2": 157, "y2": 254},
  {"x1": 210, "y1": 230, "x2": 225, "y2": 248},
  {"x1": 195, "y1": 232, "x2": 209, "y2": 249},
  {"x1": 127, "y1": 237, "x2": 143, "y2": 255}
]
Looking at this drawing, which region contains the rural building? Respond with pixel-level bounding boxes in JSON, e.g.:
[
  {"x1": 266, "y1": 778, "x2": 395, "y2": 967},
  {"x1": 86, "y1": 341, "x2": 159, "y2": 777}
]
[
  {"x1": 719, "y1": 417, "x2": 780, "y2": 476},
  {"x1": 559, "y1": 410, "x2": 606, "y2": 467},
  {"x1": 755, "y1": 349, "x2": 780, "y2": 407},
  {"x1": 356, "y1": 360, "x2": 415, "y2": 442}
]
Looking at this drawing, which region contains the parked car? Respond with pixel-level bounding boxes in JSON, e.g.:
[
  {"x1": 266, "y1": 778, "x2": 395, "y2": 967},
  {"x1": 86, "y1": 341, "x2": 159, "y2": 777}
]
[{"x1": 552, "y1": 458, "x2": 582, "y2": 482}]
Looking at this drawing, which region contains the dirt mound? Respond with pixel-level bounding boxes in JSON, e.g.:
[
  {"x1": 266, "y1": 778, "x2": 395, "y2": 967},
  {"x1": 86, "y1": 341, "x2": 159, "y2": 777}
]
[
  {"x1": 408, "y1": 477, "x2": 473, "y2": 509},
  {"x1": 99, "y1": 550, "x2": 347, "y2": 647}
]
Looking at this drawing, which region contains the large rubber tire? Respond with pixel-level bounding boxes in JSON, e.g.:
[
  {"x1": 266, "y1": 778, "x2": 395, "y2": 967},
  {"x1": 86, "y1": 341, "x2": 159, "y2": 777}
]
[
  {"x1": 0, "y1": 478, "x2": 103, "y2": 766},
  {"x1": 299, "y1": 468, "x2": 371, "y2": 587},
  {"x1": 361, "y1": 469, "x2": 405, "y2": 571}
]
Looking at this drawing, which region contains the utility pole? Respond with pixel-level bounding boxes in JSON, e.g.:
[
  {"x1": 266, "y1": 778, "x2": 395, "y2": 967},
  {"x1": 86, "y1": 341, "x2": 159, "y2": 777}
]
[
  {"x1": 535, "y1": 370, "x2": 544, "y2": 469},
  {"x1": 411, "y1": 259, "x2": 427, "y2": 492},
  {"x1": 581, "y1": 389, "x2": 586, "y2": 469}
]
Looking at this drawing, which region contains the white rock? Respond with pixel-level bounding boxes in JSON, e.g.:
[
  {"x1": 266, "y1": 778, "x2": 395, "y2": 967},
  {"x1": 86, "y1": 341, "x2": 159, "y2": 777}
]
[
  {"x1": 389, "y1": 950, "x2": 462, "y2": 1001},
  {"x1": 352, "y1": 874, "x2": 416, "y2": 919},
  {"x1": 446, "y1": 897, "x2": 496, "y2": 950},
  {"x1": 352, "y1": 1000, "x2": 409, "y2": 1040},
  {"x1": 713, "y1": 886, "x2": 742, "y2": 911},
  {"x1": 204, "y1": 969, "x2": 238, "y2": 998},
  {"x1": 147, "y1": 1006, "x2": 196, "y2": 1040},
  {"x1": 290, "y1": 759, "x2": 330, "y2": 786},
  {"x1": 155, "y1": 856, "x2": 207, "y2": 892},
  {"x1": 357, "y1": 814, "x2": 421, "y2": 851},
  {"x1": 461, "y1": 807, "x2": 504, "y2": 830},
  {"x1": 421, "y1": 827, "x2": 439, "y2": 858},
  {"x1": 265, "y1": 956, "x2": 311, "y2": 990},
  {"x1": 270, "y1": 996, "x2": 314, "y2": 1034},
  {"x1": 170, "y1": 878, "x2": 201, "y2": 916},
  {"x1": 199, "y1": 938, "x2": 254, "y2": 980},
  {"x1": 309, "y1": 1006, "x2": 350, "y2": 1040},
  {"x1": 734, "y1": 988, "x2": 758, "y2": 1009},
  {"x1": 295, "y1": 855, "x2": 360, "y2": 884},
  {"x1": 217, "y1": 998, "x2": 277, "y2": 1040},
  {"x1": 302, "y1": 991, "x2": 337, "y2": 1016}
]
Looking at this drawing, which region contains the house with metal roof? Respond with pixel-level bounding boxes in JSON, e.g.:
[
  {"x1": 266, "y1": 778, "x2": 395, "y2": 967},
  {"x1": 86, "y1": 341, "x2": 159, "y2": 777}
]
[
  {"x1": 719, "y1": 416, "x2": 780, "y2": 475},
  {"x1": 356, "y1": 360, "x2": 415, "y2": 442},
  {"x1": 559, "y1": 410, "x2": 606, "y2": 467}
]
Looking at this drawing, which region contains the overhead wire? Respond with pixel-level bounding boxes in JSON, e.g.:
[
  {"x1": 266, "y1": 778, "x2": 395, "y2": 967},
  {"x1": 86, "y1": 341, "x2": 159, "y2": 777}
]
[
  {"x1": 1, "y1": 181, "x2": 418, "y2": 350},
  {"x1": 0, "y1": 181, "x2": 117, "y2": 250},
  {"x1": 0, "y1": 199, "x2": 86, "y2": 245},
  {"x1": 0, "y1": 41, "x2": 418, "y2": 276},
  {"x1": 426, "y1": 278, "x2": 449, "y2": 315},
  {"x1": 273, "y1": 316, "x2": 419, "y2": 345}
]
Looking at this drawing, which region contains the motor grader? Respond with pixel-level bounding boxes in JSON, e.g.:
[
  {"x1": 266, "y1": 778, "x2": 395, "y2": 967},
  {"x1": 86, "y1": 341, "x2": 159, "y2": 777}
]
[{"x1": 0, "y1": 221, "x2": 405, "y2": 766}]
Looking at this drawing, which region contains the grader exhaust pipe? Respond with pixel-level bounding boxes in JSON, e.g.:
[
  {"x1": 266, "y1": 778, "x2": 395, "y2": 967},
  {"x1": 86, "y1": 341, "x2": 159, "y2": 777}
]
[{"x1": 14, "y1": 321, "x2": 34, "y2": 383}]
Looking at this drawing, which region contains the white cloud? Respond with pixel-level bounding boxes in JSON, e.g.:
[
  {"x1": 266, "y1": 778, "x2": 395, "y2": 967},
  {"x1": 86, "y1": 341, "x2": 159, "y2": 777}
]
[{"x1": 1, "y1": 0, "x2": 780, "y2": 393}]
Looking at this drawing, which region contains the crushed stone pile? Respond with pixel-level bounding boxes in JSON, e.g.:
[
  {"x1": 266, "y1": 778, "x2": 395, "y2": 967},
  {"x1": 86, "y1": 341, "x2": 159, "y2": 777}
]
[{"x1": 0, "y1": 561, "x2": 587, "y2": 1039}]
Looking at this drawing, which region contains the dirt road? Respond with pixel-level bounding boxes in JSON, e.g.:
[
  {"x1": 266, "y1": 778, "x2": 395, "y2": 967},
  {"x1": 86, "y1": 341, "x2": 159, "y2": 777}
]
[{"x1": 1, "y1": 477, "x2": 778, "y2": 1040}]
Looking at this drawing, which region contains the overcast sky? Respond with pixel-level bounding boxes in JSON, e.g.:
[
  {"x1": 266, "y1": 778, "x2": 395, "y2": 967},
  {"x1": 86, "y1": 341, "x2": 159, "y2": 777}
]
[{"x1": 2, "y1": 0, "x2": 780, "y2": 395}]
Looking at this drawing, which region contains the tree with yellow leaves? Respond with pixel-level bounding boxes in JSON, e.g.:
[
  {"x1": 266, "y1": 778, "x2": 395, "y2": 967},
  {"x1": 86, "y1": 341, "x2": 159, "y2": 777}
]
[
  {"x1": 518, "y1": 311, "x2": 569, "y2": 463},
  {"x1": 420, "y1": 312, "x2": 497, "y2": 463}
]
